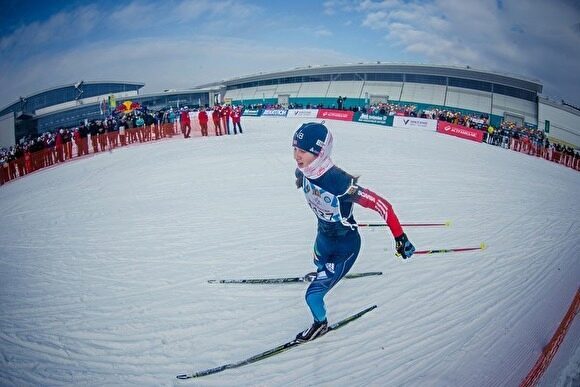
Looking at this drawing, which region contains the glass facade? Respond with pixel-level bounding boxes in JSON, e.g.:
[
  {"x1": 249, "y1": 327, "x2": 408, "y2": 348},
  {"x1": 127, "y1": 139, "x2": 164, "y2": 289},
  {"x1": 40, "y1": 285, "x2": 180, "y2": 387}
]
[
  {"x1": 448, "y1": 77, "x2": 492, "y2": 92},
  {"x1": 0, "y1": 82, "x2": 143, "y2": 117},
  {"x1": 226, "y1": 72, "x2": 538, "y2": 102},
  {"x1": 492, "y1": 83, "x2": 536, "y2": 101},
  {"x1": 35, "y1": 92, "x2": 209, "y2": 133},
  {"x1": 404, "y1": 73, "x2": 447, "y2": 85},
  {"x1": 366, "y1": 73, "x2": 404, "y2": 82}
]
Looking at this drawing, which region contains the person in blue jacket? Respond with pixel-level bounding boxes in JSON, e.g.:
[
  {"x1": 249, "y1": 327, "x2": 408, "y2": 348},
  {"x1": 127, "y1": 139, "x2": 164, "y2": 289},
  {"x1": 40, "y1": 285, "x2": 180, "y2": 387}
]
[{"x1": 292, "y1": 122, "x2": 415, "y2": 342}]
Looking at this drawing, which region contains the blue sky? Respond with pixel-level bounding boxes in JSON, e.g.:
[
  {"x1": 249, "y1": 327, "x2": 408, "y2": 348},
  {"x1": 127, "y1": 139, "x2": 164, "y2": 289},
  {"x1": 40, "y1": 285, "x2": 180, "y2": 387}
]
[{"x1": 0, "y1": 0, "x2": 579, "y2": 108}]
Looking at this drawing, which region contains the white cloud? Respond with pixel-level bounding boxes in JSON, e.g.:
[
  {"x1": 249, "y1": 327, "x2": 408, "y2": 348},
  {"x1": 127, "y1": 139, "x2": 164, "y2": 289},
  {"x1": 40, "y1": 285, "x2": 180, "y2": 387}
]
[
  {"x1": 1, "y1": 0, "x2": 578, "y2": 108},
  {"x1": 0, "y1": 35, "x2": 357, "y2": 108},
  {"x1": 353, "y1": 0, "x2": 580, "y2": 103},
  {"x1": 0, "y1": 5, "x2": 101, "y2": 54}
]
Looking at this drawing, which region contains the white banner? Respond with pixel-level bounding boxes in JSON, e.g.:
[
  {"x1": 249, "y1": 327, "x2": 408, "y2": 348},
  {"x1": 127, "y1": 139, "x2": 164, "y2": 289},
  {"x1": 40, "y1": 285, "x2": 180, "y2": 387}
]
[
  {"x1": 287, "y1": 109, "x2": 319, "y2": 118},
  {"x1": 393, "y1": 116, "x2": 437, "y2": 131}
]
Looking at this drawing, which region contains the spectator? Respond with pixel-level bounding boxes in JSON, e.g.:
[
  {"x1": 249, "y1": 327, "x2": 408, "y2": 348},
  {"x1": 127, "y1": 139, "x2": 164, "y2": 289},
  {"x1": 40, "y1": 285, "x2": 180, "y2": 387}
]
[
  {"x1": 221, "y1": 105, "x2": 231, "y2": 135},
  {"x1": 180, "y1": 108, "x2": 191, "y2": 138},
  {"x1": 198, "y1": 107, "x2": 209, "y2": 137},
  {"x1": 212, "y1": 106, "x2": 222, "y2": 136},
  {"x1": 231, "y1": 106, "x2": 243, "y2": 134}
]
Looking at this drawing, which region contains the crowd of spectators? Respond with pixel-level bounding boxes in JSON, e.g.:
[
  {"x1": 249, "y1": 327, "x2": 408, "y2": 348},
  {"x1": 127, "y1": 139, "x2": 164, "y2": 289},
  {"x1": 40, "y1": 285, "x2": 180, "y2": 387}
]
[
  {"x1": 254, "y1": 100, "x2": 579, "y2": 172},
  {"x1": 484, "y1": 121, "x2": 578, "y2": 168},
  {"x1": 0, "y1": 104, "x2": 245, "y2": 186},
  {"x1": 1, "y1": 100, "x2": 577, "y2": 186}
]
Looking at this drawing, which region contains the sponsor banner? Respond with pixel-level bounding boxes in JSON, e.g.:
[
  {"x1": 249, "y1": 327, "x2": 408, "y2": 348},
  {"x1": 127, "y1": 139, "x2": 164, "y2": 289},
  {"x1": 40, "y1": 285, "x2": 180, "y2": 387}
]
[
  {"x1": 287, "y1": 109, "x2": 319, "y2": 118},
  {"x1": 354, "y1": 113, "x2": 389, "y2": 126},
  {"x1": 242, "y1": 109, "x2": 262, "y2": 116},
  {"x1": 262, "y1": 109, "x2": 288, "y2": 117},
  {"x1": 316, "y1": 109, "x2": 355, "y2": 121},
  {"x1": 393, "y1": 116, "x2": 437, "y2": 131},
  {"x1": 436, "y1": 121, "x2": 484, "y2": 142}
]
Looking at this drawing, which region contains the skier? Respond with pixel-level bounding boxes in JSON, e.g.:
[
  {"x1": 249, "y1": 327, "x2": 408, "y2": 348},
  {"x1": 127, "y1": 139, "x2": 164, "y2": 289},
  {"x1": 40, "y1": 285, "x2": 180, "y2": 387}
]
[{"x1": 292, "y1": 122, "x2": 415, "y2": 342}]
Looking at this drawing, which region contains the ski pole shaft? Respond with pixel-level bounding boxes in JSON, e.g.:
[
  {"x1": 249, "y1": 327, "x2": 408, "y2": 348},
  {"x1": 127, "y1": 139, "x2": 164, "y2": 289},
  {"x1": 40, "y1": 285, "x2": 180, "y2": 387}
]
[
  {"x1": 415, "y1": 242, "x2": 487, "y2": 255},
  {"x1": 358, "y1": 221, "x2": 451, "y2": 228},
  {"x1": 394, "y1": 243, "x2": 487, "y2": 256}
]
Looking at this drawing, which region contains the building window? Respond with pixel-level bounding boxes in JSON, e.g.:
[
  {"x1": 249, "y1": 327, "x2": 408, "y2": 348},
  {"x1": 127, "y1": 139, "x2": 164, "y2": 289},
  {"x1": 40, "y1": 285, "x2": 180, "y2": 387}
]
[
  {"x1": 404, "y1": 74, "x2": 447, "y2": 85},
  {"x1": 448, "y1": 77, "x2": 492, "y2": 92},
  {"x1": 493, "y1": 84, "x2": 536, "y2": 101}
]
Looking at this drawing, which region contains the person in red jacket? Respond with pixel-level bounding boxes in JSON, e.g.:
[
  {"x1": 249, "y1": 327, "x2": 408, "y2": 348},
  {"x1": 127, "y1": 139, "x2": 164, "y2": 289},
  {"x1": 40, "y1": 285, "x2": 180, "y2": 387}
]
[
  {"x1": 231, "y1": 106, "x2": 243, "y2": 134},
  {"x1": 212, "y1": 106, "x2": 222, "y2": 136},
  {"x1": 55, "y1": 129, "x2": 64, "y2": 162},
  {"x1": 198, "y1": 107, "x2": 209, "y2": 136},
  {"x1": 221, "y1": 105, "x2": 231, "y2": 135},
  {"x1": 180, "y1": 107, "x2": 192, "y2": 138}
]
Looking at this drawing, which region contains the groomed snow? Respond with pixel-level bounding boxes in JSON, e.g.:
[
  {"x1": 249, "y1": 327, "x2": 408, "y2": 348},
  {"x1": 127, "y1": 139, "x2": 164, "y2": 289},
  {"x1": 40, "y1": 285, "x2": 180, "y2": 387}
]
[{"x1": 0, "y1": 117, "x2": 578, "y2": 386}]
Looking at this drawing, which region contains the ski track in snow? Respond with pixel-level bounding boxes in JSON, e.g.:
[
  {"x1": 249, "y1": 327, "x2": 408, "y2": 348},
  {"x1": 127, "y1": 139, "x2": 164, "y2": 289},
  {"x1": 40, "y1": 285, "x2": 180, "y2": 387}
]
[{"x1": 0, "y1": 117, "x2": 578, "y2": 386}]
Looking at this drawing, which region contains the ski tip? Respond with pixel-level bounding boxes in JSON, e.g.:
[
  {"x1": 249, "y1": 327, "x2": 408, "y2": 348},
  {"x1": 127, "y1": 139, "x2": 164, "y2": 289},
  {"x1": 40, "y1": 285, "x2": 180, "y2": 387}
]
[
  {"x1": 207, "y1": 280, "x2": 218, "y2": 284},
  {"x1": 176, "y1": 374, "x2": 189, "y2": 379},
  {"x1": 445, "y1": 220, "x2": 452, "y2": 227},
  {"x1": 480, "y1": 242, "x2": 487, "y2": 250}
]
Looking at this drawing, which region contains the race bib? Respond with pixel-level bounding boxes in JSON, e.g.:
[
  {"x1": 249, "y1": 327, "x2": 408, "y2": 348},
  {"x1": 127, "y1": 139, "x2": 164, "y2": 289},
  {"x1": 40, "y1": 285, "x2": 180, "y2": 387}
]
[{"x1": 303, "y1": 178, "x2": 341, "y2": 222}]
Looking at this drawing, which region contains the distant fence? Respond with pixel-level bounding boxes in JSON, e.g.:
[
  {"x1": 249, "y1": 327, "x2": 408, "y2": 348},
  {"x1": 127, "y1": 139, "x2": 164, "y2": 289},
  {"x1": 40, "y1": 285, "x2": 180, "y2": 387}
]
[{"x1": 3, "y1": 109, "x2": 579, "y2": 187}]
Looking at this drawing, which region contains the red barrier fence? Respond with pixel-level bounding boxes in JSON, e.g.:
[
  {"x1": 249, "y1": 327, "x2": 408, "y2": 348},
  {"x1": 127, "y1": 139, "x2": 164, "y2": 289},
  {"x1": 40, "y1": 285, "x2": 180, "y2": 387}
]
[
  {"x1": 0, "y1": 117, "x2": 245, "y2": 186},
  {"x1": 1, "y1": 123, "x2": 181, "y2": 186},
  {"x1": 520, "y1": 289, "x2": 580, "y2": 387}
]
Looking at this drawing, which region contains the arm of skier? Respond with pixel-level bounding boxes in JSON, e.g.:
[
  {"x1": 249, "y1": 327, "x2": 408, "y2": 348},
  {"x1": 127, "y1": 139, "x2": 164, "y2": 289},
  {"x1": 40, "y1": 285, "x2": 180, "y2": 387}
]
[{"x1": 344, "y1": 184, "x2": 415, "y2": 259}]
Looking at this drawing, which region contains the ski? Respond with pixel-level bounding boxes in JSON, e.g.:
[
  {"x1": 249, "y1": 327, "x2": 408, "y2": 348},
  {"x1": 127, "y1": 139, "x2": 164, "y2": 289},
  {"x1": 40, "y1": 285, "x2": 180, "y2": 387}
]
[
  {"x1": 358, "y1": 221, "x2": 451, "y2": 228},
  {"x1": 208, "y1": 271, "x2": 383, "y2": 284},
  {"x1": 395, "y1": 242, "x2": 487, "y2": 257},
  {"x1": 176, "y1": 305, "x2": 377, "y2": 380}
]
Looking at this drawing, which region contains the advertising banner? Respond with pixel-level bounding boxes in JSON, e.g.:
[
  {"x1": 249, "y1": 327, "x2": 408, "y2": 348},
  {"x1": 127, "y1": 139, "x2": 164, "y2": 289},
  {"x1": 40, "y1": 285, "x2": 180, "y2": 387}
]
[
  {"x1": 261, "y1": 109, "x2": 288, "y2": 117},
  {"x1": 287, "y1": 109, "x2": 319, "y2": 118},
  {"x1": 242, "y1": 109, "x2": 262, "y2": 116},
  {"x1": 436, "y1": 121, "x2": 484, "y2": 142},
  {"x1": 316, "y1": 109, "x2": 354, "y2": 121},
  {"x1": 393, "y1": 116, "x2": 437, "y2": 131},
  {"x1": 354, "y1": 113, "x2": 389, "y2": 126}
]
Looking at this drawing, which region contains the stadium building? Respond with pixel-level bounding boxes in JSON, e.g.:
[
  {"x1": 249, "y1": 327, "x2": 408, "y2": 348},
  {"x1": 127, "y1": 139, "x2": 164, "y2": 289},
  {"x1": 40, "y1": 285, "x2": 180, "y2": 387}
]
[
  {"x1": 0, "y1": 63, "x2": 578, "y2": 148},
  {"x1": 0, "y1": 81, "x2": 220, "y2": 148},
  {"x1": 202, "y1": 63, "x2": 580, "y2": 148}
]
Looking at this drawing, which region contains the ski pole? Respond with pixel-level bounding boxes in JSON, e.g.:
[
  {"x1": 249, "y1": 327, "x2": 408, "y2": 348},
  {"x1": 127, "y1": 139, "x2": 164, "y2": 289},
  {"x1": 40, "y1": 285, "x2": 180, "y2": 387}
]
[
  {"x1": 359, "y1": 221, "x2": 451, "y2": 228},
  {"x1": 394, "y1": 242, "x2": 487, "y2": 257}
]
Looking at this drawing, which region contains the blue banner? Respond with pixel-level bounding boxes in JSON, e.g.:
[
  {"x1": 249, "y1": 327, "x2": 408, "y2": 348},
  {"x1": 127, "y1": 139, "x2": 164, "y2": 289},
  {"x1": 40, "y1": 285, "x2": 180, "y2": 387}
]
[{"x1": 243, "y1": 109, "x2": 262, "y2": 116}]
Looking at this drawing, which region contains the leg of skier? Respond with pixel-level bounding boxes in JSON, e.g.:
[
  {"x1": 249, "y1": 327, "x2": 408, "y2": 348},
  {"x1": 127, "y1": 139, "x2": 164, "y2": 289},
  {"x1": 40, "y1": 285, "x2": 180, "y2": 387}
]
[{"x1": 296, "y1": 232, "x2": 361, "y2": 342}]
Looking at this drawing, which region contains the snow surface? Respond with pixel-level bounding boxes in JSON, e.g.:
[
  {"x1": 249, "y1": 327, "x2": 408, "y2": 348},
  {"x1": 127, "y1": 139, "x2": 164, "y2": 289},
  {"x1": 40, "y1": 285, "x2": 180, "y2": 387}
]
[{"x1": 0, "y1": 117, "x2": 579, "y2": 386}]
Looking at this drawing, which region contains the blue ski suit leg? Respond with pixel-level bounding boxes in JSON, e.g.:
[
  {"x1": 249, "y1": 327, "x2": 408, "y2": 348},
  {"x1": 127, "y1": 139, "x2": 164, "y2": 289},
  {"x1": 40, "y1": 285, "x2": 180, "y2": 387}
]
[{"x1": 305, "y1": 230, "x2": 361, "y2": 322}]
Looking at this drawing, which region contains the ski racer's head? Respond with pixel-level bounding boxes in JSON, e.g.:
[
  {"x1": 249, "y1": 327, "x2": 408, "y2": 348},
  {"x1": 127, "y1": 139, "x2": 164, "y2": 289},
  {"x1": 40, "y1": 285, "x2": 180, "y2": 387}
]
[
  {"x1": 292, "y1": 122, "x2": 334, "y2": 174},
  {"x1": 292, "y1": 122, "x2": 330, "y2": 156}
]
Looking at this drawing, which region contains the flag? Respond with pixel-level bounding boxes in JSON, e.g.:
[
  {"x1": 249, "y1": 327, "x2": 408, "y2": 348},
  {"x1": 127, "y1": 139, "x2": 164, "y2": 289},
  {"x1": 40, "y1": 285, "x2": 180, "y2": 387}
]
[{"x1": 108, "y1": 94, "x2": 116, "y2": 110}]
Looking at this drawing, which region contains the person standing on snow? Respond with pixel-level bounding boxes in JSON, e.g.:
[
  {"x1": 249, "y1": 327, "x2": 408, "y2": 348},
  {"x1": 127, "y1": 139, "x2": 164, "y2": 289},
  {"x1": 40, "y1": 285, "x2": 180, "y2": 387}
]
[
  {"x1": 231, "y1": 106, "x2": 243, "y2": 134},
  {"x1": 180, "y1": 107, "x2": 192, "y2": 138},
  {"x1": 212, "y1": 106, "x2": 222, "y2": 136},
  {"x1": 198, "y1": 107, "x2": 209, "y2": 137},
  {"x1": 292, "y1": 122, "x2": 415, "y2": 342}
]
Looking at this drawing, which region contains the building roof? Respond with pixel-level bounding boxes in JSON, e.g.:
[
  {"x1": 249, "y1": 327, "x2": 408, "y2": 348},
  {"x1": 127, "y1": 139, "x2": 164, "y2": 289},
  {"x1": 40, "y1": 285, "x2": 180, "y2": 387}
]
[
  {"x1": 196, "y1": 62, "x2": 542, "y2": 93},
  {"x1": 0, "y1": 81, "x2": 146, "y2": 115}
]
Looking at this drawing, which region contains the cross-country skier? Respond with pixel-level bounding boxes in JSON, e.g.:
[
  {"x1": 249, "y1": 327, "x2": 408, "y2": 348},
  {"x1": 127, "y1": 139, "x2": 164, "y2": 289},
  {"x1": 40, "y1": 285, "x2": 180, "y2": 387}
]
[{"x1": 292, "y1": 122, "x2": 415, "y2": 342}]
